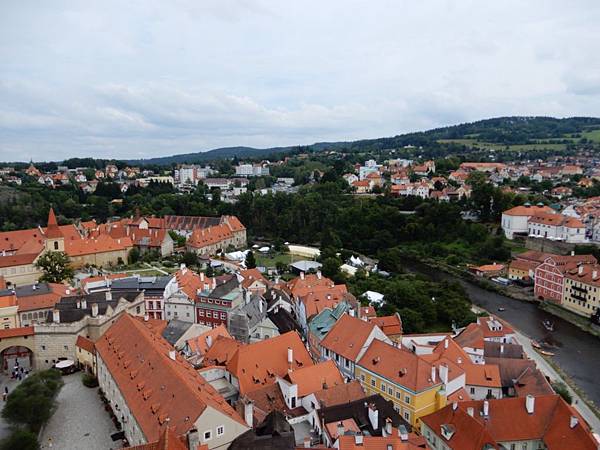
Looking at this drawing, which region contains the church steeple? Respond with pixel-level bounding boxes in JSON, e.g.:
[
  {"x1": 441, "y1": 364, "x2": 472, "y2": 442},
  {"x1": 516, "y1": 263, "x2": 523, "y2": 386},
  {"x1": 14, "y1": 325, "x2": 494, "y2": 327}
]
[{"x1": 44, "y1": 208, "x2": 65, "y2": 252}]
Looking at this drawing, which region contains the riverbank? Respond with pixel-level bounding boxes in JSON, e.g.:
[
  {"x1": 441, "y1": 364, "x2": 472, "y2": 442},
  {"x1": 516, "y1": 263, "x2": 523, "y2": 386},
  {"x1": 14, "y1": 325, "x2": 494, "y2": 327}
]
[{"x1": 401, "y1": 253, "x2": 600, "y2": 338}]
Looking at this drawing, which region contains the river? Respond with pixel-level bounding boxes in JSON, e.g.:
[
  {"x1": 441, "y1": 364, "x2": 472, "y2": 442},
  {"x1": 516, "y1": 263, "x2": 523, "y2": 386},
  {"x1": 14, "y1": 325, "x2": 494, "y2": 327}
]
[{"x1": 404, "y1": 259, "x2": 600, "y2": 406}]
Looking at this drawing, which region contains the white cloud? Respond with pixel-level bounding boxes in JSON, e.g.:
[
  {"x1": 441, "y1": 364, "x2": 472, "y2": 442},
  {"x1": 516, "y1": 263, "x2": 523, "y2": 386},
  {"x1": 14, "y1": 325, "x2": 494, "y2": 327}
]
[{"x1": 0, "y1": 0, "x2": 599, "y2": 161}]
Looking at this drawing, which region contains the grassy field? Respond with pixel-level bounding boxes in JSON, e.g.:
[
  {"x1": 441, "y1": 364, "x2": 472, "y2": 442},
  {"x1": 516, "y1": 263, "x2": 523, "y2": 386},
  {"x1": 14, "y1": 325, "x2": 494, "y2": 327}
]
[
  {"x1": 438, "y1": 139, "x2": 569, "y2": 151},
  {"x1": 583, "y1": 129, "x2": 600, "y2": 142},
  {"x1": 255, "y1": 252, "x2": 294, "y2": 268}
]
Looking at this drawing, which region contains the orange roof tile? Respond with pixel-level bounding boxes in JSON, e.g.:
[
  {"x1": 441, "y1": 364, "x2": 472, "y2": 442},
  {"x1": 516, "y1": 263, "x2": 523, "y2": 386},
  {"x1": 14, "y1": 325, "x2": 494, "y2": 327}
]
[
  {"x1": 226, "y1": 331, "x2": 313, "y2": 395},
  {"x1": 0, "y1": 326, "x2": 34, "y2": 338},
  {"x1": 202, "y1": 335, "x2": 243, "y2": 367},
  {"x1": 313, "y1": 380, "x2": 366, "y2": 408},
  {"x1": 285, "y1": 360, "x2": 344, "y2": 397},
  {"x1": 96, "y1": 314, "x2": 246, "y2": 443},
  {"x1": 336, "y1": 434, "x2": 425, "y2": 450},
  {"x1": 0, "y1": 292, "x2": 17, "y2": 308},
  {"x1": 76, "y1": 335, "x2": 96, "y2": 354},
  {"x1": 358, "y1": 339, "x2": 441, "y2": 392},
  {"x1": 502, "y1": 205, "x2": 554, "y2": 217},
  {"x1": 321, "y1": 314, "x2": 377, "y2": 362},
  {"x1": 16, "y1": 283, "x2": 71, "y2": 312},
  {"x1": 368, "y1": 315, "x2": 402, "y2": 336},
  {"x1": 186, "y1": 324, "x2": 232, "y2": 356}
]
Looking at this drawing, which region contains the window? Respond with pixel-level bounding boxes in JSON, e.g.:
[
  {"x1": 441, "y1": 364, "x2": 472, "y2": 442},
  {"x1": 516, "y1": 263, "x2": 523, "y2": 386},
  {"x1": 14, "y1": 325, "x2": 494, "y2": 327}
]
[
  {"x1": 216, "y1": 425, "x2": 224, "y2": 437},
  {"x1": 405, "y1": 395, "x2": 410, "y2": 404},
  {"x1": 221, "y1": 313, "x2": 226, "y2": 319},
  {"x1": 42, "y1": 345, "x2": 46, "y2": 350},
  {"x1": 381, "y1": 382, "x2": 386, "y2": 391},
  {"x1": 54, "y1": 241, "x2": 59, "y2": 250},
  {"x1": 136, "y1": 306, "x2": 141, "y2": 314},
  {"x1": 206, "y1": 311, "x2": 212, "y2": 318},
  {"x1": 395, "y1": 392, "x2": 401, "y2": 399},
  {"x1": 344, "y1": 359, "x2": 350, "y2": 368},
  {"x1": 199, "y1": 310, "x2": 204, "y2": 317},
  {"x1": 360, "y1": 374, "x2": 365, "y2": 382},
  {"x1": 371, "y1": 379, "x2": 376, "y2": 387},
  {"x1": 403, "y1": 411, "x2": 410, "y2": 422},
  {"x1": 203, "y1": 431, "x2": 212, "y2": 441},
  {"x1": 64, "y1": 345, "x2": 68, "y2": 350},
  {"x1": 470, "y1": 387, "x2": 475, "y2": 395},
  {"x1": 388, "y1": 387, "x2": 393, "y2": 395}
]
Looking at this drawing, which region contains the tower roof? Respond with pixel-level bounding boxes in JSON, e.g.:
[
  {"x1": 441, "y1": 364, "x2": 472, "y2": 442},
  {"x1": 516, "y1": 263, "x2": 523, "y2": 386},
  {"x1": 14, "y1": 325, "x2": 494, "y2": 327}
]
[{"x1": 45, "y1": 208, "x2": 63, "y2": 239}]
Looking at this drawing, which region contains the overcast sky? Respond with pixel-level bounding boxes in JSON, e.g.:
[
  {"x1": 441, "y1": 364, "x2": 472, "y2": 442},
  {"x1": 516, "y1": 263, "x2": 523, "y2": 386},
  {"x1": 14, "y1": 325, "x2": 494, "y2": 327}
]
[{"x1": 1, "y1": 1, "x2": 599, "y2": 161}]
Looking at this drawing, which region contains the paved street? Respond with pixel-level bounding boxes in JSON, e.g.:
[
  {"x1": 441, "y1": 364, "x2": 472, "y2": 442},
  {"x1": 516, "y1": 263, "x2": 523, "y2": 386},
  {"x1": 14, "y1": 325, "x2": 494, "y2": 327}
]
[{"x1": 40, "y1": 373, "x2": 117, "y2": 450}]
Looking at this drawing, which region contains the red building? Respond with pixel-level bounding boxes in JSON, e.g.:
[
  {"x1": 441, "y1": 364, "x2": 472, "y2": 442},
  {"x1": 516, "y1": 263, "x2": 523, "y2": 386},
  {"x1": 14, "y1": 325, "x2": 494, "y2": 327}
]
[
  {"x1": 534, "y1": 254, "x2": 597, "y2": 303},
  {"x1": 195, "y1": 276, "x2": 243, "y2": 328}
]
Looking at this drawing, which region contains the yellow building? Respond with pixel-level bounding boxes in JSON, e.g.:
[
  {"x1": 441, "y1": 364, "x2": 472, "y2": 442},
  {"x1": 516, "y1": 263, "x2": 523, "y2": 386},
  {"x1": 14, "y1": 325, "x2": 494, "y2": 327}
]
[
  {"x1": 562, "y1": 264, "x2": 600, "y2": 318},
  {"x1": 356, "y1": 339, "x2": 446, "y2": 427}
]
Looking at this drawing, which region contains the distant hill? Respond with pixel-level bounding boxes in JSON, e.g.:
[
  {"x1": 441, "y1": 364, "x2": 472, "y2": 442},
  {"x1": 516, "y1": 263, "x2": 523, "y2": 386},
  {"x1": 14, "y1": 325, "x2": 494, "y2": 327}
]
[{"x1": 126, "y1": 116, "x2": 600, "y2": 166}]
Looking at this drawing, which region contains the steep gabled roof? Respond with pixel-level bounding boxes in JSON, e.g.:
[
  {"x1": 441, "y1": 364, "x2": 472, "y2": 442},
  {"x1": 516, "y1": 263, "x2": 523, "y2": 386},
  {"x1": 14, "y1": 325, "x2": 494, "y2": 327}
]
[
  {"x1": 321, "y1": 314, "x2": 377, "y2": 362},
  {"x1": 96, "y1": 314, "x2": 246, "y2": 442}
]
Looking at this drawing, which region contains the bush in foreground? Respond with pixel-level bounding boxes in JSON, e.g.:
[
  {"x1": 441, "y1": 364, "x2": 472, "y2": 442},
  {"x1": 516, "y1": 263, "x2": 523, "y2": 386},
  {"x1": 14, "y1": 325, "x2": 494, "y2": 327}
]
[
  {"x1": 2, "y1": 369, "x2": 64, "y2": 432},
  {"x1": 82, "y1": 373, "x2": 99, "y2": 388},
  {"x1": 0, "y1": 429, "x2": 39, "y2": 450}
]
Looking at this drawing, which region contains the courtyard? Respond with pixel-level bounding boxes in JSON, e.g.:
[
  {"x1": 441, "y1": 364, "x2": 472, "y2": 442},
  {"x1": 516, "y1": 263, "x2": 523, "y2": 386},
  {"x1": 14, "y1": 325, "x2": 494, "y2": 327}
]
[{"x1": 40, "y1": 373, "x2": 117, "y2": 450}]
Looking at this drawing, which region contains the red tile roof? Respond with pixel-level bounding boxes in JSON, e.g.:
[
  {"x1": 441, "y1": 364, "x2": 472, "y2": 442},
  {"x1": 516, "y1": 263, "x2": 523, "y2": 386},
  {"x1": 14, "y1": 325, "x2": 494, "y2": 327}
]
[
  {"x1": 313, "y1": 380, "x2": 366, "y2": 408},
  {"x1": 0, "y1": 326, "x2": 34, "y2": 338},
  {"x1": 226, "y1": 331, "x2": 313, "y2": 395},
  {"x1": 421, "y1": 395, "x2": 597, "y2": 450},
  {"x1": 76, "y1": 335, "x2": 96, "y2": 355},
  {"x1": 96, "y1": 314, "x2": 246, "y2": 443},
  {"x1": 125, "y1": 427, "x2": 193, "y2": 450},
  {"x1": 368, "y1": 315, "x2": 402, "y2": 336},
  {"x1": 16, "y1": 283, "x2": 71, "y2": 312},
  {"x1": 502, "y1": 205, "x2": 554, "y2": 217},
  {"x1": 358, "y1": 339, "x2": 441, "y2": 392},
  {"x1": 284, "y1": 360, "x2": 344, "y2": 397},
  {"x1": 321, "y1": 314, "x2": 377, "y2": 362},
  {"x1": 186, "y1": 324, "x2": 232, "y2": 356}
]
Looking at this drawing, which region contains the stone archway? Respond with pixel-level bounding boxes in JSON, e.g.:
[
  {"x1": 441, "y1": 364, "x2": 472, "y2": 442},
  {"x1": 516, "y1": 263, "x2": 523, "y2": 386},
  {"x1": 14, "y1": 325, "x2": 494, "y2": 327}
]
[{"x1": 1, "y1": 345, "x2": 33, "y2": 373}]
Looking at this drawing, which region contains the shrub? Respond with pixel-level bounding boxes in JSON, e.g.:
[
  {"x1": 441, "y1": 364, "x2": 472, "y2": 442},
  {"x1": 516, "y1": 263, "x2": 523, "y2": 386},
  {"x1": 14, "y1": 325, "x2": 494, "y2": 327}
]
[
  {"x1": 0, "y1": 429, "x2": 38, "y2": 450},
  {"x1": 82, "y1": 373, "x2": 99, "y2": 388},
  {"x1": 2, "y1": 369, "x2": 64, "y2": 432},
  {"x1": 552, "y1": 381, "x2": 573, "y2": 404}
]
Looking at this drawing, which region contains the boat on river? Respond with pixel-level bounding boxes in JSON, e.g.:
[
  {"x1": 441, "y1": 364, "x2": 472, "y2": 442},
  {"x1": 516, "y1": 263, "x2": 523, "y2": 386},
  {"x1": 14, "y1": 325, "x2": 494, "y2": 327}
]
[{"x1": 538, "y1": 349, "x2": 555, "y2": 357}]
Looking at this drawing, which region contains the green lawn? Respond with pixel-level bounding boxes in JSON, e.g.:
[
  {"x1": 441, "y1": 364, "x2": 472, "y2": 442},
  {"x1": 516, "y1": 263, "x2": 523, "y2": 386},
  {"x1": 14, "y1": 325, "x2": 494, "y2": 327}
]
[
  {"x1": 255, "y1": 252, "x2": 294, "y2": 268},
  {"x1": 583, "y1": 129, "x2": 600, "y2": 142},
  {"x1": 438, "y1": 139, "x2": 568, "y2": 151}
]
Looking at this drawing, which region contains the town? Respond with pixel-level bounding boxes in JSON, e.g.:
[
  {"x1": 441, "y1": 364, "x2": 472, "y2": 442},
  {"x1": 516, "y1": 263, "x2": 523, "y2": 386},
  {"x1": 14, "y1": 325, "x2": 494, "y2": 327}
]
[{"x1": 0, "y1": 177, "x2": 598, "y2": 448}]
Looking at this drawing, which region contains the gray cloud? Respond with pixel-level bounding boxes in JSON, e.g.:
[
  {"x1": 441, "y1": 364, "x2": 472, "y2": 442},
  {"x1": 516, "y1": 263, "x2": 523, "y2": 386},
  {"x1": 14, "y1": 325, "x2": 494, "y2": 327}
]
[{"x1": 1, "y1": 0, "x2": 599, "y2": 161}]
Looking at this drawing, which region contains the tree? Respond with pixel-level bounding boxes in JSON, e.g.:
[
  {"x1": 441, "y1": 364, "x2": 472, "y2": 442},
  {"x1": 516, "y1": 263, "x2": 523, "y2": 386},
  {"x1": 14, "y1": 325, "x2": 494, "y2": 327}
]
[
  {"x1": 551, "y1": 381, "x2": 573, "y2": 404},
  {"x1": 2, "y1": 369, "x2": 64, "y2": 432},
  {"x1": 321, "y1": 257, "x2": 341, "y2": 279},
  {"x1": 245, "y1": 251, "x2": 256, "y2": 269},
  {"x1": 182, "y1": 251, "x2": 198, "y2": 267},
  {"x1": 0, "y1": 429, "x2": 38, "y2": 450},
  {"x1": 35, "y1": 251, "x2": 73, "y2": 283},
  {"x1": 127, "y1": 247, "x2": 140, "y2": 265}
]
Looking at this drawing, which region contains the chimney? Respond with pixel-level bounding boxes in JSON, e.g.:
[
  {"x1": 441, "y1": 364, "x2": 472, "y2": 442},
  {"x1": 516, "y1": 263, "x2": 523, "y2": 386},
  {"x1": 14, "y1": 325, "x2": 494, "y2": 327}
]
[
  {"x1": 579, "y1": 265, "x2": 584, "y2": 275},
  {"x1": 452, "y1": 402, "x2": 458, "y2": 411},
  {"x1": 354, "y1": 434, "x2": 363, "y2": 446},
  {"x1": 368, "y1": 403, "x2": 379, "y2": 430},
  {"x1": 91, "y1": 303, "x2": 99, "y2": 317},
  {"x1": 105, "y1": 291, "x2": 112, "y2": 301},
  {"x1": 206, "y1": 334, "x2": 213, "y2": 349},
  {"x1": 571, "y1": 251, "x2": 575, "y2": 256},
  {"x1": 180, "y1": 263, "x2": 187, "y2": 273},
  {"x1": 384, "y1": 417, "x2": 392, "y2": 436},
  {"x1": 32, "y1": 283, "x2": 37, "y2": 291},
  {"x1": 200, "y1": 272, "x2": 205, "y2": 282},
  {"x1": 212, "y1": 278, "x2": 216, "y2": 289},
  {"x1": 431, "y1": 365, "x2": 437, "y2": 383},
  {"x1": 467, "y1": 407, "x2": 474, "y2": 417},
  {"x1": 245, "y1": 290, "x2": 251, "y2": 304},
  {"x1": 439, "y1": 364, "x2": 449, "y2": 384},
  {"x1": 317, "y1": 270, "x2": 322, "y2": 280},
  {"x1": 187, "y1": 428, "x2": 200, "y2": 450},
  {"x1": 52, "y1": 309, "x2": 60, "y2": 324},
  {"x1": 349, "y1": 308, "x2": 355, "y2": 317},
  {"x1": 169, "y1": 350, "x2": 177, "y2": 361},
  {"x1": 397, "y1": 425, "x2": 408, "y2": 442},
  {"x1": 570, "y1": 416, "x2": 579, "y2": 429},
  {"x1": 482, "y1": 400, "x2": 489, "y2": 417},
  {"x1": 500, "y1": 344, "x2": 504, "y2": 354},
  {"x1": 300, "y1": 271, "x2": 305, "y2": 280},
  {"x1": 444, "y1": 338, "x2": 448, "y2": 349},
  {"x1": 81, "y1": 298, "x2": 87, "y2": 309},
  {"x1": 144, "y1": 313, "x2": 149, "y2": 321},
  {"x1": 287, "y1": 347, "x2": 293, "y2": 371},
  {"x1": 66, "y1": 289, "x2": 71, "y2": 295},
  {"x1": 526, "y1": 394, "x2": 535, "y2": 414},
  {"x1": 594, "y1": 270, "x2": 598, "y2": 280},
  {"x1": 337, "y1": 421, "x2": 345, "y2": 438},
  {"x1": 303, "y1": 437, "x2": 311, "y2": 448},
  {"x1": 244, "y1": 400, "x2": 254, "y2": 427}
]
